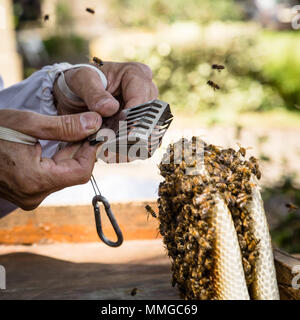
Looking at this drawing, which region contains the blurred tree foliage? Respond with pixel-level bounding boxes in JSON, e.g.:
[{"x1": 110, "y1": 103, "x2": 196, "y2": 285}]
[
  {"x1": 259, "y1": 32, "x2": 300, "y2": 111},
  {"x1": 13, "y1": 0, "x2": 41, "y2": 30},
  {"x1": 108, "y1": 1, "x2": 300, "y2": 114},
  {"x1": 110, "y1": 0, "x2": 243, "y2": 28},
  {"x1": 55, "y1": 0, "x2": 74, "y2": 31},
  {"x1": 262, "y1": 175, "x2": 300, "y2": 253},
  {"x1": 43, "y1": 1, "x2": 88, "y2": 65},
  {"x1": 43, "y1": 35, "x2": 88, "y2": 64},
  {"x1": 122, "y1": 34, "x2": 287, "y2": 115}
]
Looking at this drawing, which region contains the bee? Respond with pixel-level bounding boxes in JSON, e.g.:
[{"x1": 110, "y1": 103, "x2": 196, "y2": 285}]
[
  {"x1": 211, "y1": 64, "x2": 225, "y2": 72},
  {"x1": 224, "y1": 191, "x2": 236, "y2": 206},
  {"x1": 199, "y1": 238, "x2": 212, "y2": 250},
  {"x1": 86, "y1": 8, "x2": 95, "y2": 14},
  {"x1": 238, "y1": 234, "x2": 247, "y2": 250},
  {"x1": 236, "y1": 197, "x2": 251, "y2": 209},
  {"x1": 92, "y1": 56, "x2": 104, "y2": 67},
  {"x1": 237, "y1": 143, "x2": 252, "y2": 158},
  {"x1": 204, "y1": 258, "x2": 213, "y2": 269},
  {"x1": 158, "y1": 223, "x2": 165, "y2": 236},
  {"x1": 242, "y1": 257, "x2": 252, "y2": 277},
  {"x1": 130, "y1": 288, "x2": 138, "y2": 296},
  {"x1": 248, "y1": 156, "x2": 261, "y2": 179},
  {"x1": 207, "y1": 80, "x2": 220, "y2": 90},
  {"x1": 145, "y1": 204, "x2": 157, "y2": 220},
  {"x1": 255, "y1": 169, "x2": 262, "y2": 180},
  {"x1": 244, "y1": 182, "x2": 255, "y2": 194},
  {"x1": 215, "y1": 182, "x2": 227, "y2": 190},
  {"x1": 211, "y1": 176, "x2": 222, "y2": 184},
  {"x1": 171, "y1": 277, "x2": 177, "y2": 287},
  {"x1": 248, "y1": 251, "x2": 259, "y2": 265},
  {"x1": 249, "y1": 156, "x2": 258, "y2": 164},
  {"x1": 43, "y1": 14, "x2": 49, "y2": 21},
  {"x1": 237, "y1": 143, "x2": 246, "y2": 157},
  {"x1": 248, "y1": 239, "x2": 259, "y2": 251},
  {"x1": 286, "y1": 203, "x2": 298, "y2": 211}
]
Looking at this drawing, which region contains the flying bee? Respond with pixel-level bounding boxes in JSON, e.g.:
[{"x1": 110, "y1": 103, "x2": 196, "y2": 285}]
[
  {"x1": 43, "y1": 14, "x2": 49, "y2": 21},
  {"x1": 211, "y1": 64, "x2": 225, "y2": 72},
  {"x1": 145, "y1": 204, "x2": 157, "y2": 220},
  {"x1": 92, "y1": 56, "x2": 104, "y2": 67},
  {"x1": 207, "y1": 80, "x2": 220, "y2": 90},
  {"x1": 286, "y1": 203, "x2": 298, "y2": 211},
  {"x1": 86, "y1": 7, "x2": 95, "y2": 14}
]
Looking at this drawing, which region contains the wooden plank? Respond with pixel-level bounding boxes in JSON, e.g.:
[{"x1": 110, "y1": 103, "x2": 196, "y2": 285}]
[
  {"x1": 0, "y1": 241, "x2": 178, "y2": 300},
  {"x1": 0, "y1": 202, "x2": 160, "y2": 244},
  {"x1": 274, "y1": 248, "x2": 300, "y2": 300}
]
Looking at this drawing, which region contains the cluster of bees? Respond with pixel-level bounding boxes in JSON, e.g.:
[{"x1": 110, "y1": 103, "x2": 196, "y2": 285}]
[{"x1": 154, "y1": 137, "x2": 261, "y2": 299}]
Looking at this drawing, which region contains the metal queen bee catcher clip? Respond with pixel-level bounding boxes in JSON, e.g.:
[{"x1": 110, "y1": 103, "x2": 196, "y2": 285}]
[{"x1": 88, "y1": 99, "x2": 173, "y2": 247}]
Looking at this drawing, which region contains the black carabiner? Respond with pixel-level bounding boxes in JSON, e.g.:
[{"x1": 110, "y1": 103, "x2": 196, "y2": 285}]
[{"x1": 92, "y1": 195, "x2": 123, "y2": 247}]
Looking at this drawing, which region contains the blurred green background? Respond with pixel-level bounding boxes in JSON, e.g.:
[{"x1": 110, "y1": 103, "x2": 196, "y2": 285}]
[
  {"x1": 12, "y1": 0, "x2": 300, "y2": 253},
  {"x1": 14, "y1": 0, "x2": 300, "y2": 118}
]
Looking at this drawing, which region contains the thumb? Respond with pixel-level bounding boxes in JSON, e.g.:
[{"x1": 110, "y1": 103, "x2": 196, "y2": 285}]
[{"x1": 0, "y1": 109, "x2": 102, "y2": 142}]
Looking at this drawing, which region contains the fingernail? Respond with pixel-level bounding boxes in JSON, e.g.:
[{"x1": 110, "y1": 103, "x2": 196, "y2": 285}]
[
  {"x1": 96, "y1": 98, "x2": 114, "y2": 108},
  {"x1": 80, "y1": 113, "x2": 100, "y2": 132},
  {"x1": 96, "y1": 98, "x2": 119, "y2": 117}
]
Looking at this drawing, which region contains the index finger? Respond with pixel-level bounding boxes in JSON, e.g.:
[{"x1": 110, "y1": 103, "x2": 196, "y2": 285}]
[{"x1": 121, "y1": 67, "x2": 159, "y2": 109}]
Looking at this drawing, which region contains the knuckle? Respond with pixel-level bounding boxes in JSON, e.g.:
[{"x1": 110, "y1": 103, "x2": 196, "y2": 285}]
[
  {"x1": 138, "y1": 63, "x2": 153, "y2": 78},
  {"x1": 153, "y1": 83, "x2": 159, "y2": 96},
  {"x1": 60, "y1": 115, "x2": 76, "y2": 139},
  {"x1": 127, "y1": 62, "x2": 153, "y2": 79}
]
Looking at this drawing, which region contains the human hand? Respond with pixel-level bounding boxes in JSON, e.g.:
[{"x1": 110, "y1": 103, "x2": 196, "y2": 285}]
[
  {"x1": 53, "y1": 61, "x2": 159, "y2": 117},
  {"x1": 0, "y1": 109, "x2": 101, "y2": 210}
]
